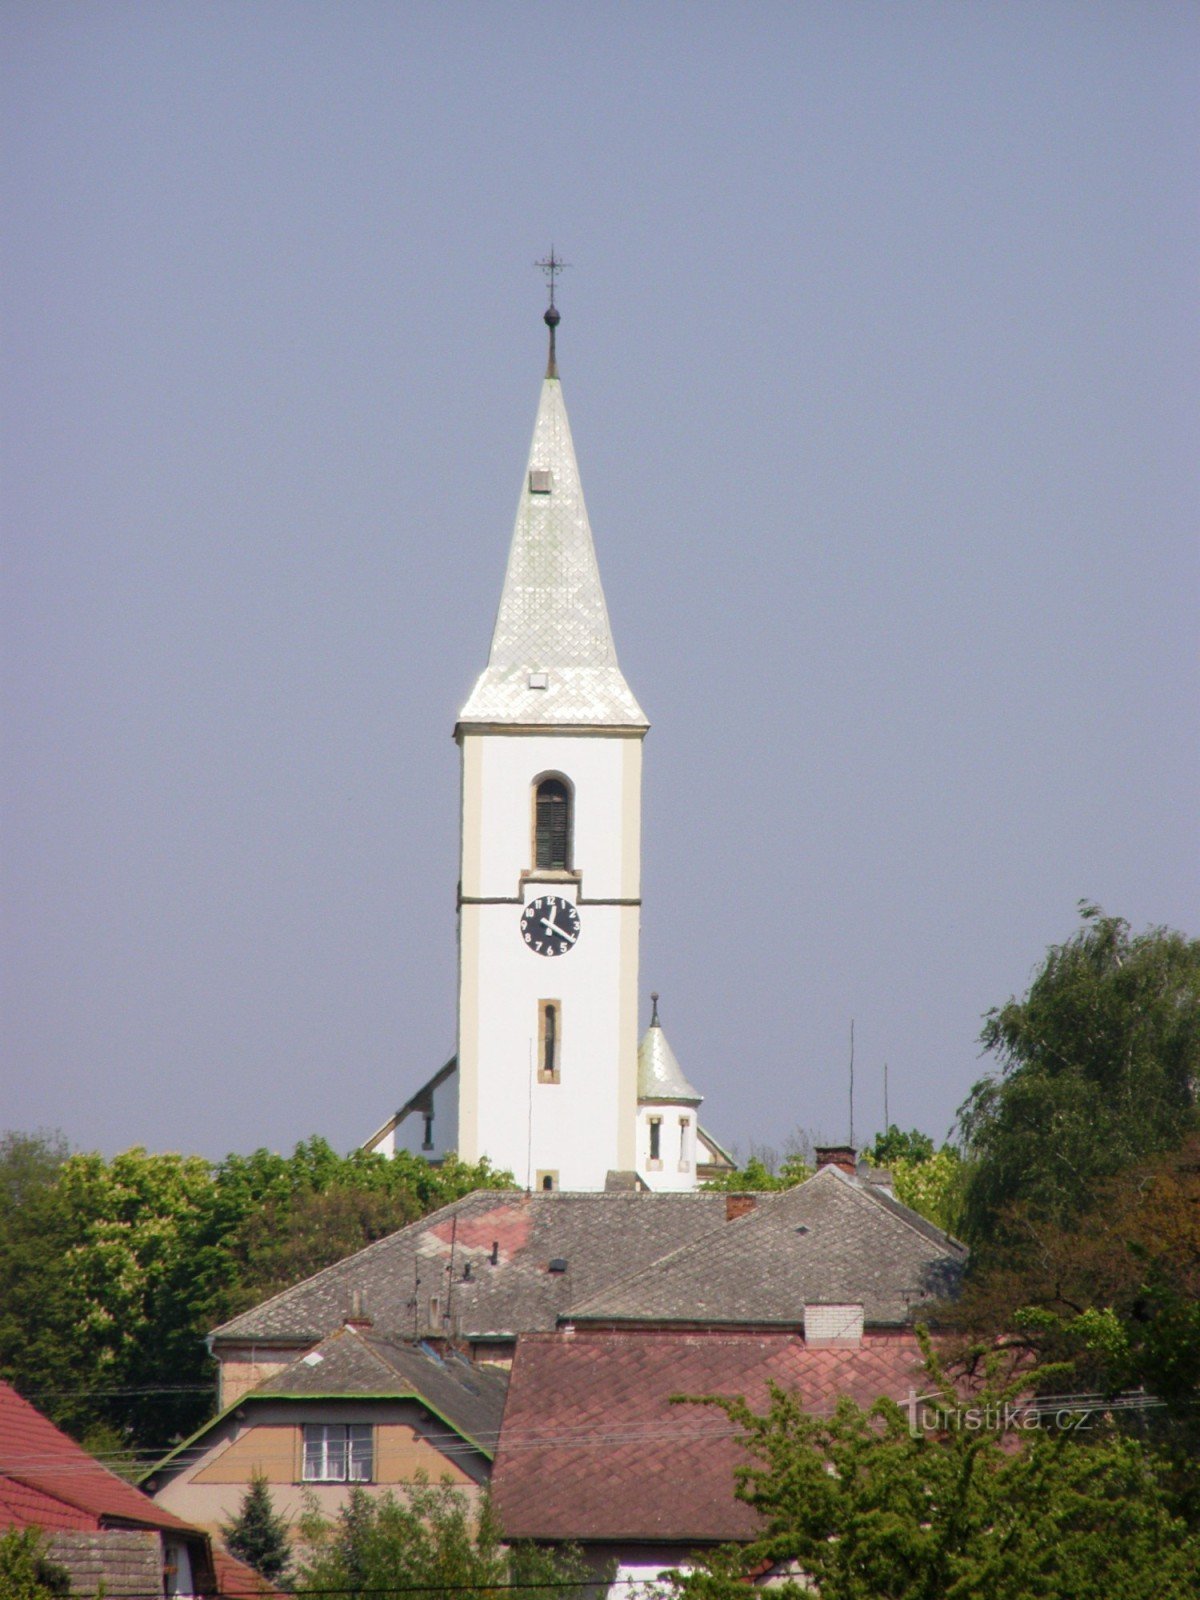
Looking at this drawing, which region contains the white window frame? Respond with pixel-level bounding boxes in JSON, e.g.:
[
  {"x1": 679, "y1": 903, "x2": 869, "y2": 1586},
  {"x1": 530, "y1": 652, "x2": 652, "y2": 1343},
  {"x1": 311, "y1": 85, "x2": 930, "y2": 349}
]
[{"x1": 302, "y1": 1423, "x2": 374, "y2": 1483}]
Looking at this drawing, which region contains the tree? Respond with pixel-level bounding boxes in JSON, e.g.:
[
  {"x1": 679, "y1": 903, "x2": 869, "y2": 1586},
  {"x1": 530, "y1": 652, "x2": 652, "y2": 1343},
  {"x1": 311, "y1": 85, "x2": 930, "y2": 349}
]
[
  {"x1": 948, "y1": 1131, "x2": 1200, "y2": 1485},
  {"x1": 0, "y1": 1529, "x2": 71, "y2": 1600},
  {"x1": 294, "y1": 1481, "x2": 592, "y2": 1600},
  {"x1": 958, "y1": 905, "x2": 1200, "y2": 1246},
  {"x1": 702, "y1": 1152, "x2": 811, "y2": 1193},
  {"x1": 0, "y1": 1133, "x2": 512, "y2": 1453},
  {"x1": 222, "y1": 1471, "x2": 292, "y2": 1584},
  {"x1": 865, "y1": 1127, "x2": 965, "y2": 1234},
  {"x1": 669, "y1": 1340, "x2": 1200, "y2": 1600}
]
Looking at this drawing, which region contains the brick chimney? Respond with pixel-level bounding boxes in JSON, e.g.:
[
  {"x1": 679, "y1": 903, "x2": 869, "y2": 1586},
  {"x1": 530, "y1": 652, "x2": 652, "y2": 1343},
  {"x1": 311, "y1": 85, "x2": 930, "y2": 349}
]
[
  {"x1": 726, "y1": 1194, "x2": 757, "y2": 1221},
  {"x1": 814, "y1": 1145, "x2": 857, "y2": 1176}
]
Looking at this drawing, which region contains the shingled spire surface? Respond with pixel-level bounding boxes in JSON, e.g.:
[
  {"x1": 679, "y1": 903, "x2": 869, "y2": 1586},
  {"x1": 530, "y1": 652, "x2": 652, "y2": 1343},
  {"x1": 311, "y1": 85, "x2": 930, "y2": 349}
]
[{"x1": 458, "y1": 367, "x2": 647, "y2": 729}]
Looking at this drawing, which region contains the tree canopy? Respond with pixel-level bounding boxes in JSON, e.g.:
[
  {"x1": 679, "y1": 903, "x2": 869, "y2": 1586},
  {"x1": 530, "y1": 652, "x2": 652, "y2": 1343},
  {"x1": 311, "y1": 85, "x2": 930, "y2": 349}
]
[
  {"x1": 294, "y1": 1482, "x2": 592, "y2": 1600},
  {"x1": 221, "y1": 1471, "x2": 292, "y2": 1584},
  {"x1": 957, "y1": 905, "x2": 1200, "y2": 1245},
  {"x1": 669, "y1": 1340, "x2": 1200, "y2": 1600},
  {"x1": 0, "y1": 1132, "x2": 511, "y2": 1455}
]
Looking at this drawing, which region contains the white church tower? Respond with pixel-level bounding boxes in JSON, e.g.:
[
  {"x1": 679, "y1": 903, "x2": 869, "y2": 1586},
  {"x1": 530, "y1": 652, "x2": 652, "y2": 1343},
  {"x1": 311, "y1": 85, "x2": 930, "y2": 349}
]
[{"x1": 452, "y1": 290, "x2": 648, "y2": 1191}]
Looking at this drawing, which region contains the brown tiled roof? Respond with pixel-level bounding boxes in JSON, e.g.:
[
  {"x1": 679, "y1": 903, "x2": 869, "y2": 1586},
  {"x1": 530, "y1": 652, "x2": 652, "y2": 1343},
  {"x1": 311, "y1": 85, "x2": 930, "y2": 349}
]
[
  {"x1": 491, "y1": 1328, "x2": 926, "y2": 1543},
  {"x1": 565, "y1": 1167, "x2": 966, "y2": 1328},
  {"x1": 211, "y1": 1189, "x2": 737, "y2": 1348}
]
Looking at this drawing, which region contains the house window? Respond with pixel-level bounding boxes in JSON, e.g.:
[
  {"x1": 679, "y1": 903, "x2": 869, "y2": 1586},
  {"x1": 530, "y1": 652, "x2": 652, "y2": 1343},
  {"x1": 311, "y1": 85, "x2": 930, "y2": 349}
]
[
  {"x1": 534, "y1": 777, "x2": 571, "y2": 870},
  {"x1": 421, "y1": 1112, "x2": 434, "y2": 1151},
  {"x1": 648, "y1": 1117, "x2": 662, "y2": 1168},
  {"x1": 302, "y1": 1424, "x2": 373, "y2": 1483},
  {"x1": 538, "y1": 1000, "x2": 561, "y2": 1083},
  {"x1": 536, "y1": 1170, "x2": 559, "y2": 1191}
]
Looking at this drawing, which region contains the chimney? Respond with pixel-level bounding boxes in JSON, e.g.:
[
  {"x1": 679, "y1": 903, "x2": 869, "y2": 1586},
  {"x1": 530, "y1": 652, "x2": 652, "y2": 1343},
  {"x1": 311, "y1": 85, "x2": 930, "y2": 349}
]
[
  {"x1": 726, "y1": 1194, "x2": 757, "y2": 1221},
  {"x1": 814, "y1": 1145, "x2": 857, "y2": 1176},
  {"x1": 344, "y1": 1288, "x2": 373, "y2": 1331}
]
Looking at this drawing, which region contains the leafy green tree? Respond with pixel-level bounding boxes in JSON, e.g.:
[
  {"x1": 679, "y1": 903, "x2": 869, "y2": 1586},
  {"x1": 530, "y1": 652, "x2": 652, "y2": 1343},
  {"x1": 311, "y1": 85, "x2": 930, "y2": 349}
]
[
  {"x1": 865, "y1": 1127, "x2": 965, "y2": 1234},
  {"x1": 958, "y1": 905, "x2": 1200, "y2": 1246},
  {"x1": 222, "y1": 1470, "x2": 292, "y2": 1584},
  {"x1": 670, "y1": 1339, "x2": 1200, "y2": 1600},
  {"x1": 0, "y1": 1133, "x2": 511, "y2": 1453},
  {"x1": 294, "y1": 1481, "x2": 592, "y2": 1600},
  {"x1": 948, "y1": 1130, "x2": 1200, "y2": 1498},
  {"x1": 702, "y1": 1152, "x2": 811, "y2": 1192},
  {"x1": 0, "y1": 1528, "x2": 71, "y2": 1599},
  {"x1": 867, "y1": 1125, "x2": 936, "y2": 1165}
]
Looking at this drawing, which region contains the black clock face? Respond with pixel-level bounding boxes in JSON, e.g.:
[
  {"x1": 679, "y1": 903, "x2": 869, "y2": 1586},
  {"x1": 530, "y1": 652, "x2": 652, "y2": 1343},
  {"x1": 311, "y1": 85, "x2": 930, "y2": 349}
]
[{"x1": 519, "y1": 895, "x2": 581, "y2": 957}]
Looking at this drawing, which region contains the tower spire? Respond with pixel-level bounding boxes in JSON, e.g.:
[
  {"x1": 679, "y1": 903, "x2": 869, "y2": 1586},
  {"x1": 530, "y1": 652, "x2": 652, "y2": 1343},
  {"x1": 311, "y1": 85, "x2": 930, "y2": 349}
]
[{"x1": 535, "y1": 248, "x2": 568, "y2": 379}]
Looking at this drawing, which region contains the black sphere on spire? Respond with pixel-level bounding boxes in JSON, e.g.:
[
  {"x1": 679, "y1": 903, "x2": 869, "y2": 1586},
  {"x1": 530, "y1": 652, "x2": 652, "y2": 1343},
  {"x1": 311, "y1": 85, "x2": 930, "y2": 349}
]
[{"x1": 544, "y1": 305, "x2": 561, "y2": 328}]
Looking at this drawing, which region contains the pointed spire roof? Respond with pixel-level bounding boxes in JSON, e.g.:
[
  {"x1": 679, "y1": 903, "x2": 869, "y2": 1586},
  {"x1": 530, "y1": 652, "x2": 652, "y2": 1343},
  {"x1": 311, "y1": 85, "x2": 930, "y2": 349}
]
[
  {"x1": 638, "y1": 996, "x2": 702, "y2": 1105},
  {"x1": 458, "y1": 321, "x2": 647, "y2": 729}
]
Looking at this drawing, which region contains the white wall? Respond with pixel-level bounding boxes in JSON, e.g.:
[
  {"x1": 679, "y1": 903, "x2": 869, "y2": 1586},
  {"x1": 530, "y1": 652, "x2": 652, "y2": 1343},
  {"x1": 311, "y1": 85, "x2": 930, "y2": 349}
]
[
  {"x1": 457, "y1": 730, "x2": 642, "y2": 1187},
  {"x1": 635, "y1": 1103, "x2": 700, "y2": 1192}
]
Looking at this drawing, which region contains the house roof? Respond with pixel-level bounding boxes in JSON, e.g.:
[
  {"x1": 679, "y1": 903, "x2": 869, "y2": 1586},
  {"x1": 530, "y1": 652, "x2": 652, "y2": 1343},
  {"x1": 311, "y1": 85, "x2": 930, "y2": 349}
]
[
  {"x1": 491, "y1": 1328, "x2": 927, "y2": 1543},
  {"x1": 565, "y1": 1166, "x2": 966, "y2": 1328},
  {"x1": 210, "y1": 1189, "x2": 740, "y2": 1348},
  {"x1": 0, "y1": 1380, "x2": 197, "y2": 1535},
  {"x1": 148, "y1": 1326, "x2": 509, "y2": 1487},
  {"x1": 637, "y1": 1013, "x2": 702, "y2": 1104}
]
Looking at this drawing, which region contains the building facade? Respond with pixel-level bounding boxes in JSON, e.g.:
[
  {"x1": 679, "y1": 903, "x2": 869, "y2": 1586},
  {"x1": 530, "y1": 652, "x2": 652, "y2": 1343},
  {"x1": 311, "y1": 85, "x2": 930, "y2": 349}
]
[{"x1": 367, "y1": 305, "x2": 722, "y2": 1191}]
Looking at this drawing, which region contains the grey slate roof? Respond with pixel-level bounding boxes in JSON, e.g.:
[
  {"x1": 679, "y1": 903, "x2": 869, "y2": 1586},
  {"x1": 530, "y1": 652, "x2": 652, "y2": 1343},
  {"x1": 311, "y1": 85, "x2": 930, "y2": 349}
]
[
  {"x1": 44, "y1": 1531, "x2": 164, "y2": 1600},
  {"x1": 210, "y1": 1189, "x2": 737, "y2": 1348},
  {"x1": 248, "y1": 1327, "x2": 508, "y2": 1453},
  {"x1": 565, "y1": 1166, "x2": 967, "y2": 1328}
]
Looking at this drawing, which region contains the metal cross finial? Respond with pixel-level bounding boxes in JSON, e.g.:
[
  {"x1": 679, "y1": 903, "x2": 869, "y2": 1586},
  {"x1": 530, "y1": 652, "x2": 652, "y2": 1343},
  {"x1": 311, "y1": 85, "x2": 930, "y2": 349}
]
[
  {"x1": 535, "y1": 246, "x2": 569, "y2": 311},
  {"x1": 650, "y1": 991, "x2": 660, "y2": 1027}
]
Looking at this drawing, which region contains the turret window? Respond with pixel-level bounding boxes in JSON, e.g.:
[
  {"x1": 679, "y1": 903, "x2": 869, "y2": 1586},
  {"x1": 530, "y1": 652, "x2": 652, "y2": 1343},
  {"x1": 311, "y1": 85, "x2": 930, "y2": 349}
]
[
  {"x1": 534, "y1": 777, "x2": 571, "y2": 870},
  {"x1": 648, "y1": 1116, "x2": 662, "y2": 1168}
]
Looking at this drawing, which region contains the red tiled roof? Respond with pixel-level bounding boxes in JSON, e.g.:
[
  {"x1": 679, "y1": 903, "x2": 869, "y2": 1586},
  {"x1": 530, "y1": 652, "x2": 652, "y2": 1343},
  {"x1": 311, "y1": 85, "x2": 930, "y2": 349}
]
[
  {"x1": 492, "y1": 1329, "x2": 926, "y2": 1544},
  {"x1": 211, "y1": 1546, "x2": 290, "y2": 1600},
  {"x1": 0, "y1": 1380, "x2": 195, "y2": 1534}
]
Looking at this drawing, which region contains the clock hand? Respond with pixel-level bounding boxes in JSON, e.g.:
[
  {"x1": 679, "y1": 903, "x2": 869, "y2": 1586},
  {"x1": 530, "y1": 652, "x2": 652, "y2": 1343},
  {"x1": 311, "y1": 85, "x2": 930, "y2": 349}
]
[{"x1": 541, "y1": 916, "x2": 576, "y2": 944}]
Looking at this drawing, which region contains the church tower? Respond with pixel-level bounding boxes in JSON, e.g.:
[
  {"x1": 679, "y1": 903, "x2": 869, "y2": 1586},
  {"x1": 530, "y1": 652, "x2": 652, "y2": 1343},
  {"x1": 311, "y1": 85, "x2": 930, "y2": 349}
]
[{"x1": 453, "y1": 295, "x2": 647, "y2": 1191}]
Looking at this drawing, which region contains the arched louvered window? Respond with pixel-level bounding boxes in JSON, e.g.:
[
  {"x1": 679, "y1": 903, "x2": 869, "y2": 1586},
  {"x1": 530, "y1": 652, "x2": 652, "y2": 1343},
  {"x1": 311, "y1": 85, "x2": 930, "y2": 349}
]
[{"x1": 534, "y1": 777, "x2": 571, "y2": 870}]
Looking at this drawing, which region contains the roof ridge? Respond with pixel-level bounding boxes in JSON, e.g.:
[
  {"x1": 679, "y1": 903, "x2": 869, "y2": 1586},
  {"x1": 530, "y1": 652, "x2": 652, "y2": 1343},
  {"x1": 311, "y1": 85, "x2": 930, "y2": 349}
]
[{"x1": 821, "y1": 1165, "x2": 966, "y2": 1254}]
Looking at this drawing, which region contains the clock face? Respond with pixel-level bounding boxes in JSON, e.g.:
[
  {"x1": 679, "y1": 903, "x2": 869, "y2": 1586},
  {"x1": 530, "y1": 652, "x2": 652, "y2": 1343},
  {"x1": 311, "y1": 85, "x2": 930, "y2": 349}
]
[{"x1": 519, "y1": 894, "x2": 581, "y2": 957}]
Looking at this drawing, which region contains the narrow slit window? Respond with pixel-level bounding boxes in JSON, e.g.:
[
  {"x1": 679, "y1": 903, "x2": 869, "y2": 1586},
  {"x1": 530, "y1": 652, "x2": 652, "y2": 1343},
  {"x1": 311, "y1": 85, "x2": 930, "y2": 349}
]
[
  {"x1": 649, "y1": 1117, "x2": 662, "y2": 1164},
  {"x1": 538, "y1": 1000, "x2": 561, "y2": 1083},
  {"x1": 534, "y1": 778, "x2": 571, "y2": 870}
]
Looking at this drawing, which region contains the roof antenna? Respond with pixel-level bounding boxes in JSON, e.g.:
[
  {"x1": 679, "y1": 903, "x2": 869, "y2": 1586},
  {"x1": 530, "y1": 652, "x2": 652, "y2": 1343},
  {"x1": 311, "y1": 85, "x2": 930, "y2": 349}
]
[
  {"x1": 848, "y1": 1019, "x2": 855, "y2": 1147},
  {"x1": 535, "y1": 246, "x2": 568, "y2": 378},
  {"x1": 650, "y1": 990, "x2": 660, "y2": 1028}
]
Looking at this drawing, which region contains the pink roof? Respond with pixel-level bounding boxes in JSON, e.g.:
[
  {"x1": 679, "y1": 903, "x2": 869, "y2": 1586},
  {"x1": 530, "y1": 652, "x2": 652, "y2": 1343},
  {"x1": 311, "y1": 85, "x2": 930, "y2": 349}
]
[
  {"x1": 492, "y1": 1329, "x2": 926, "y2": 1543},
  {"x1": 0, "y1": 1380, "x2": 196, "y2": 1534}
]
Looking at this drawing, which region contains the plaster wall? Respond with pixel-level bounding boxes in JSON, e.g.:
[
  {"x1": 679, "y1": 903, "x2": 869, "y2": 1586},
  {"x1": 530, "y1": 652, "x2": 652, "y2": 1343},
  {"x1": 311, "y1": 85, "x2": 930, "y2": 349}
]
[{"x1": 457, "y1": 731, "x2": 641, "y2": 1185}]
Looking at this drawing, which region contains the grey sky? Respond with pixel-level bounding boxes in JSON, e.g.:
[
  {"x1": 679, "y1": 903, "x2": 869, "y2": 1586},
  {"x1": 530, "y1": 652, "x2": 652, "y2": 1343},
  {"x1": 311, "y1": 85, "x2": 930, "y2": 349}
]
[{"x1": 3, "y1": 2, "x2": 1197, "y2": 1164}]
